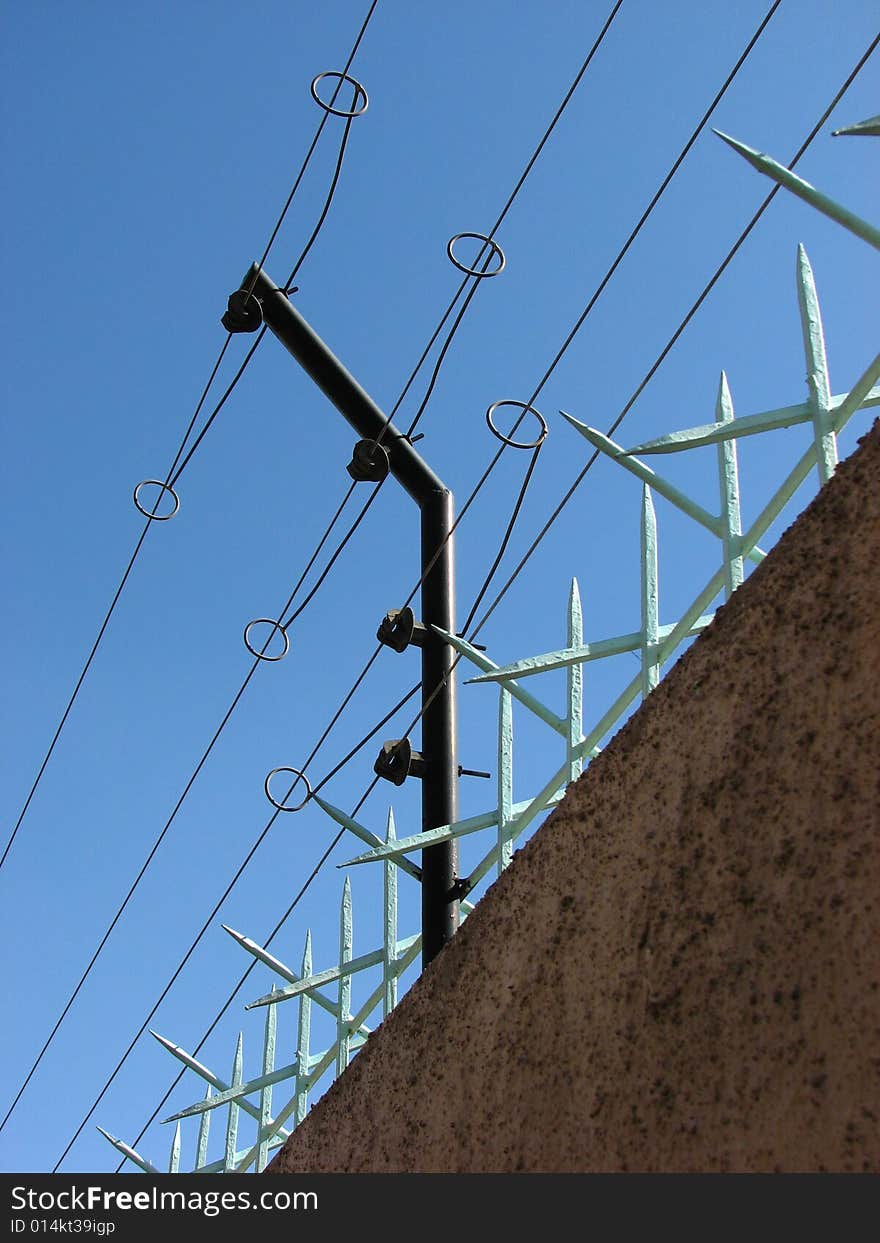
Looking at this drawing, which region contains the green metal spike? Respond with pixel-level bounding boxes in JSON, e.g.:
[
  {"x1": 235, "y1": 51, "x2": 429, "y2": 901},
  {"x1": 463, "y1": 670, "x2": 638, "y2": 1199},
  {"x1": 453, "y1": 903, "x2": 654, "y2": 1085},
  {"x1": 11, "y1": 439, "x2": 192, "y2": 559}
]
[
  {"x1": 796, "y1": 244, "x2": 837, "y2": 483},
  {"x1": 831, "y1": 113, "x2": 880, "y2": 137},
  {"x1": 224, "y1": 1032, "x2": 243, "y2": 1172},
  {"x1": 716, "y1": 372, "x2": 744, "y2": 597},
  {"x1": 713, "y1": 129, "x2": 880, "y2": 251}
]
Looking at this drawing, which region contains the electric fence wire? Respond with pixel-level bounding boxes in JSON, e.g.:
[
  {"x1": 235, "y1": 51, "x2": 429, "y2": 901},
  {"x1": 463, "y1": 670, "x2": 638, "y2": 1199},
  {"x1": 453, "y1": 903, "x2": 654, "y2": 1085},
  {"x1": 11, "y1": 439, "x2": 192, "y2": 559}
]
[
  {"x1": 106, "y1": 16, "x2": 876, "y2": 1174},
  {"x1": 344, "y1": 17, "x2": 880, "y2": 905},
  {"x1": 6, "y1": 147, "x2": 499, "y2": 1147},
  {"x1": 54, "y1": 695, "x2": 412, "y2": 1172},
  {"x1": 63, "y1": 0, "x2": 801, "y2": 1167},
  {"x1": 224, "y1": 0, "x2": 876, "y2": 1020},
  {"x1": 0, "y1": 0, "x2": 380, "y2": 877},
  {"x1": 5, "y1": 187, "x2": 497, "y2": 1147},
  {"x1": 85, "y1": 4, "x2": 636, "y2": 1158},
  {"x1": 103, "y1": 432, "x2": 565, "y2": 1175},
  {"x1": 19, "y1": 3, "x2": 632, "y2": 1160},
  {"x1": 75, "y1": 0, "x2": 812, "y2": 1166},
  {"x1": 467, "y1": 26, "x2": 880, "y2": 646}
]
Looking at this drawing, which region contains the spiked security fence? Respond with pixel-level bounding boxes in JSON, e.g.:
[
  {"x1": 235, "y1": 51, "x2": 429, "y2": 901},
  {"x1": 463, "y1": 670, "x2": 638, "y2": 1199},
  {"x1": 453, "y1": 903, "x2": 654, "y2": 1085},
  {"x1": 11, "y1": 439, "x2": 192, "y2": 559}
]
[{"x1": 101, "y1": 125, "x2": 879, "y2": 1172}]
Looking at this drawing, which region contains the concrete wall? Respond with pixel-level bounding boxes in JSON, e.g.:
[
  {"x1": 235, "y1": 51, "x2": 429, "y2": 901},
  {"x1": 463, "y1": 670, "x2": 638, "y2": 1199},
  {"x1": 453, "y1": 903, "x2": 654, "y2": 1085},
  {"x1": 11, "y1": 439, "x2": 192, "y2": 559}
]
[{"x1": 267, "y1": 423, "x2": 880, "y2": 1173}]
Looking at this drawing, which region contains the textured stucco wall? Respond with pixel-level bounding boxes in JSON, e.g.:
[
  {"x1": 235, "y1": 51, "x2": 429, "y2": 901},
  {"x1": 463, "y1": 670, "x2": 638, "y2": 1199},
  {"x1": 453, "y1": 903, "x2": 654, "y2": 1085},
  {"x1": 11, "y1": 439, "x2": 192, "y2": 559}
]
[{"x1": 268, "y1": 423, "x2": 880, "y2": 1173}]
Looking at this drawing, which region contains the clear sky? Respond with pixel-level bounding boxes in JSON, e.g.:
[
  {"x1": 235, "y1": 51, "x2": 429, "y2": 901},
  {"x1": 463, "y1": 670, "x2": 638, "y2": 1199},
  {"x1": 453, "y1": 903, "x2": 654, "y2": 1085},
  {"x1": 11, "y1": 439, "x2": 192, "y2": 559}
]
[{"x1": 1, "y1": 1, "x2": 877, "y2": 1173}]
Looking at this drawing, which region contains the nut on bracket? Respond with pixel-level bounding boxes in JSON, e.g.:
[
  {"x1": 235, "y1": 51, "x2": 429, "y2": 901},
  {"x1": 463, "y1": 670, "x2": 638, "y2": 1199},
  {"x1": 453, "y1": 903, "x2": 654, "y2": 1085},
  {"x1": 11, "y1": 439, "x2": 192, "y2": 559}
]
[{"x1": 373, "y1": 738, "x2": 426, "y2": 786}]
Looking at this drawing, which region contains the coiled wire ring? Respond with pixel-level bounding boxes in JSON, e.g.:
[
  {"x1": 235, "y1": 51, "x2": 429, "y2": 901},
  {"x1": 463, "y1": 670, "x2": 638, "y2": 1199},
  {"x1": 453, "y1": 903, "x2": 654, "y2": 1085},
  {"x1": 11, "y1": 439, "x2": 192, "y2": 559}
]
[
  {"x1": 447, "y1": 232, "x2": 506, "y2": 278},
  {"x1": 310, "y1": 71, "x2": 369, "y2": 118},
  {"x1": 244, "y1": 618, "x2": 290, "y2": 662},
  {"x1": 485, "y1": 400, "x2": 547, "y2": 449},
  {"x1": 133, "y1": 479, "x2": 180, "y2": 520},
  {"x1": 265, "y1": 767, "x2": 312, "y2": 813}
]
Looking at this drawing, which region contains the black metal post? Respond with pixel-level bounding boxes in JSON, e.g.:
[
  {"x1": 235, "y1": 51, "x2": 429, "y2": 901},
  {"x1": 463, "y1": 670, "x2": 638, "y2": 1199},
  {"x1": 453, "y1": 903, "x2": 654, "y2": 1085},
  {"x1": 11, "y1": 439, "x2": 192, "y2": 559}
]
[
  {"x1": 419, "y1": 489, "x2": 459, "y2": 963},
  {"x1": 242, "y1": 264, "x2": 460, "y2": 963}
]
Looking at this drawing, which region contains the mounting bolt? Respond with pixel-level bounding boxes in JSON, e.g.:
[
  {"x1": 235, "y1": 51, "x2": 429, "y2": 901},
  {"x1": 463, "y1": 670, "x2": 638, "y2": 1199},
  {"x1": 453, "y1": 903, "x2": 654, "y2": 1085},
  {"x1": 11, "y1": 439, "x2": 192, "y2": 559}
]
[{"x1": 458, "y1": 766, "x2": 491, "y2": 779}]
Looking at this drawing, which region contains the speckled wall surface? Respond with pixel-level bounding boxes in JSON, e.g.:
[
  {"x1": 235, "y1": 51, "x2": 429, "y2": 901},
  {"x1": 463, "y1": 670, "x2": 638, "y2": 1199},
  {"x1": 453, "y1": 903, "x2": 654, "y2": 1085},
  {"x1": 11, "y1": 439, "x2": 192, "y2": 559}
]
[{"x1": 267, "y1": 424, "x2": 879, "y2": 1173}]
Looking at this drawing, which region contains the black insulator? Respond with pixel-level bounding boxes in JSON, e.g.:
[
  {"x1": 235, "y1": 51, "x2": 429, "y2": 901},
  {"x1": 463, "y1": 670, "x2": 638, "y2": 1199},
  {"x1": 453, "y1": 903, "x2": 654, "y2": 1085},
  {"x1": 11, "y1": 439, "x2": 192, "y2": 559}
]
[
  {"x1": 221, "y1": 289, "x2": 263, "y2": 333},
  {"x1": 347, "y1": 438, "x2": 390, "y2": 483}
]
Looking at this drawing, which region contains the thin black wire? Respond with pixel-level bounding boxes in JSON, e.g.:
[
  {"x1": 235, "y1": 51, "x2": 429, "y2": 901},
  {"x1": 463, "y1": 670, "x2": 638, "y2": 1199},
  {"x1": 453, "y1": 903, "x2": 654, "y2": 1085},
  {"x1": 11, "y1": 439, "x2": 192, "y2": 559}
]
[
  {"x1": 60, "y1": 0, "x2": 628, "y2": 1166},
  {"x1": 0, "y1": 472, "x2": 360, "y2": 1138},
  {"x1": 3, "y1": 78, "x2": 370, "y2": 1132},
  {"x1": 256, "y1": 0, "x2": 853, "y2": 885},
  {"x1": 469, "y1": 28, "x2": 880, "y2": 643},
  {"x1": 54, "y1": 685, "x2": 402, "y2": 1171},
  {"x1": 104, "y1": 8, "x2": 872, "y2": 1174},
  {"x1": 372, "y1": 0, "x2": 789, "y2": 642},
  {"x1": 169, "y1": 113, "x2": 357, "y2": 491},
  {"x1": 116, "y1": 774, "x2": 383, "y2": 1172},
  {"x1": 245, "y1": 1, "x2": 380, "y2": 298},
  {"x1": 102, "y1": 370, "x2": 548, "y2": 1178},
  {"x1": 6, "y1": 121, "x2": 484, "y2": 1142},
  {"x1": 1, "y1": 11, "x2": 378, "y2": 878}
]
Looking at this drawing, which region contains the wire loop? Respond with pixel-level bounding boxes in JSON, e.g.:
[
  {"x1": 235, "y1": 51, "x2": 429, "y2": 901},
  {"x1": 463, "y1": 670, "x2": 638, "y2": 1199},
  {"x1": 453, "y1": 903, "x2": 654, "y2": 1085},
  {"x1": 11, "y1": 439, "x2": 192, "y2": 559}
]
[
  {"x1": 243, "y1": 619, "x2": 290, "y2": 662},
  {"x1": 485, "y1": 400, "x2": 547, "y2": 449},
  {"x1": 447, "y1": 232, "x2": 506, "y2": 278},
  {"x1": 133, "y1": 480, "x2": 180, "y2": 521},
  {"x1": 310, "y1": 71, "x2": 369, "y2": 118},
  {"x1": 264, "y1": 767, "x2": 312, "y2": 813}
]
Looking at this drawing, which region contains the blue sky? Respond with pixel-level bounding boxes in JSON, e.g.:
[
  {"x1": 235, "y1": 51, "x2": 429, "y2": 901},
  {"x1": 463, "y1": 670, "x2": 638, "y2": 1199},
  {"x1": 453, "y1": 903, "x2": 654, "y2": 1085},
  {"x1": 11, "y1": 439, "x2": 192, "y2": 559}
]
[{"x1": 1, "y1": 1, "x2": 877, "y2": 1173}]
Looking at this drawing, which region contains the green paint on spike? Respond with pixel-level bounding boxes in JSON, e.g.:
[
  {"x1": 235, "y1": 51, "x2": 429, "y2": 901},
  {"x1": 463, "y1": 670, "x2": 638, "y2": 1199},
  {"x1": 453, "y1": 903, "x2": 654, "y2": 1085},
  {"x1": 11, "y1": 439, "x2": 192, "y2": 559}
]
[
  {"x1": 796, "y1": 244, "x2": 837, "y2": 483},
  {"x1": 221, "y1": 924, "x2": 371, "y2": 1036},
  {"x1": 96, "y1": 1127, "x2": 161, "y2": 1175},
  {"x1": 567, "y1": 578, "x2": 584, "y2": 783},
  {"x1": 152, "y1": 1029, "x2": 291, "y2": 1141},
  {"x1": 640, "y1": 486, "x2": 659, "y2": 697},
  {"x1": 465, "y1": 616, "x2": 716, "y2": 684},
  {"x1": 713, "y1": 130, "x2": 880, "y2": 252},
  {"x1": 224, "y1": 1033, "x2": 243, "y2": 1172},
  {"x1": 832, "y1": 113, "x2": 880, "y2": 138},
  {"x1": 296, "y1": 932, "x2": 312, "y2": 1127},
  {"x1": 257, "y1": 987, "x2": 278, "y2": 1172},
  {"x1": 339, "y1": 797, "x2": 565, "y2": 867},
  {"x1": 716, "y1": 372, "x2": 744, "y2": 597},
  {"x1": 311, "y1": 796, "x2": 422, "y2": 881},
  {"x1": 432, "y1": 627, "x2": 567, "y2": 734},
  {"x1": 562, "y1": 413, "x2": 767, "y2": 565},
  {"x1": 623, "y1": 388, "x2": 879, "y2": 456},
  {"x1": 383, "y1": 810, "x2": 398, "y2": 1017},
  {"x1": 337, "y1": 878, "x2": 353, "y2": 1078},
  {"x1": 195, "y1": 1086, "x2": 212, "y2": 1170},
  {"x1": 497, "y1": 688, "x2": 514, "y2": 875},
  {"x1": 169, "y1": 1121, "x2": 181, "y2": 1174}
]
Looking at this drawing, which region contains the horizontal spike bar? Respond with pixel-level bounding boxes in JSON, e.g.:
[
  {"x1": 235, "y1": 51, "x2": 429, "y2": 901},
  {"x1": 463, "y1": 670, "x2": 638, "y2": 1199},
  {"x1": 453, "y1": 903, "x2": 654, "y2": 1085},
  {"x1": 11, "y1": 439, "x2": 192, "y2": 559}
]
[
  {"x1": 562, "y1": 413, "x2": 769, "y2": 562},
  {"x1": 624, "y1": 387, "x2": 879, "y2": 455},
  {"x1": 149, "y1": 1030, "x2": 292, "y2": 1140},
  {"x1": 246, "y1": 935, "x2": 420, "y2": 1009},
  {"x1": 163, "y1": 1059, "x2": 303, "y2": 1123},
  {"x1": 466, "y1": 615, "x2": 715, "y2": 683},
  {"x1": 235, "y1": 938, "x2": 423, "y2": 1173},
  {"x1": 340, "y1": 792, "x2": 567, "y2": 868},
  {"x1": 220, "y1": 925, "x2": 371, "y2": 1036}
]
